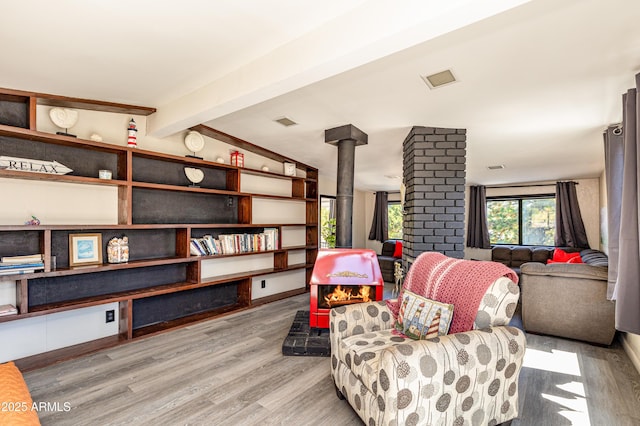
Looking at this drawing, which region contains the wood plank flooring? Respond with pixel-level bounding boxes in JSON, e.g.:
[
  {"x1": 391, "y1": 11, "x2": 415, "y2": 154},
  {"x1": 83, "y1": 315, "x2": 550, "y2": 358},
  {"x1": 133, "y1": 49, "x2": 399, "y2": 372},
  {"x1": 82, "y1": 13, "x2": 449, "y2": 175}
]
[{"x1": 22, "y1": 290, "x2": 640, "y2": 425}]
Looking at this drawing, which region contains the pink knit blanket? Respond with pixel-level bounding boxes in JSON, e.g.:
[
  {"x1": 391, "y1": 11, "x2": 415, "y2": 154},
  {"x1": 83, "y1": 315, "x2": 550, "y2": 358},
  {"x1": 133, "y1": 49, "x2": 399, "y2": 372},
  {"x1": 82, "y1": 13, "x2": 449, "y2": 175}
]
[{"x1": 387, "y1": 252, "x2": 518, "y2": 334}]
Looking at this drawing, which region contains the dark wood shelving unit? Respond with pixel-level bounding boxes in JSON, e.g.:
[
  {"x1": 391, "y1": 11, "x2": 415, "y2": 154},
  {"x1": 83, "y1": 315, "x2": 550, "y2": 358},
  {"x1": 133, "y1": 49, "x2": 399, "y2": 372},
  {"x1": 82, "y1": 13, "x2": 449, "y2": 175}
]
[{"x1": 0, "y1": 87, "x2": 319, "y2": 369}]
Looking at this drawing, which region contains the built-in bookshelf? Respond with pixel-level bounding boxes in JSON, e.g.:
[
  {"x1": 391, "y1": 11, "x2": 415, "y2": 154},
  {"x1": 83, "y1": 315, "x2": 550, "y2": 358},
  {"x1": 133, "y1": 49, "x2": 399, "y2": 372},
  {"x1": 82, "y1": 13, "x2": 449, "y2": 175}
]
[{"x1": 0, "y1": 87, "x2": 319, "y2": 369}]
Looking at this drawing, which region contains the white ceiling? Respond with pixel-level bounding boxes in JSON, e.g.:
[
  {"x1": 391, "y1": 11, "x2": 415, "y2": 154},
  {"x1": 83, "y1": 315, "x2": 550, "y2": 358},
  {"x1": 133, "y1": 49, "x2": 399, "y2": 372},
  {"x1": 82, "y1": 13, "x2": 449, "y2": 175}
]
[{"x1": 1, "y1": 0, "x2": 639, "y2": 191}]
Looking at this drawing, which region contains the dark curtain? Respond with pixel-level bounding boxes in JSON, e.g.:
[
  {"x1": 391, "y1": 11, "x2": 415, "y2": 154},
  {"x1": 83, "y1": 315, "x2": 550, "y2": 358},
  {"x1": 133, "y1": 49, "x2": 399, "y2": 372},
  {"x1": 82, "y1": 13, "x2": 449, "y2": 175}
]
[
  {"x1": 368, "y1": 191, "x2": 388, "y2": 242},
  {"x1": 611, "y1": 73, "x2": 640, "y2": 334},
  {"x1": 555, "y1": 181, "x2": 589, "y2": 248},
  {"x1": 466, "y1": 185, "x2": 490, "y2": 249},
  {"x1": 603, "y1": 125, "x2": 624, "y2": 299}
]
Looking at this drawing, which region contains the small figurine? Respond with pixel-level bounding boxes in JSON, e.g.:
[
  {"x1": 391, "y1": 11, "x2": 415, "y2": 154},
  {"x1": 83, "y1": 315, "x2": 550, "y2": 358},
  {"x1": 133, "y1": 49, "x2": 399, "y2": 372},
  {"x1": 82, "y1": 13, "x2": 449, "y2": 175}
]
[
  {"x1": 24, "y1": 215, "x2": 40, "y2": 226},
  {"x1": 127, "y1": 119, "x2": 138, "y2": 148}
]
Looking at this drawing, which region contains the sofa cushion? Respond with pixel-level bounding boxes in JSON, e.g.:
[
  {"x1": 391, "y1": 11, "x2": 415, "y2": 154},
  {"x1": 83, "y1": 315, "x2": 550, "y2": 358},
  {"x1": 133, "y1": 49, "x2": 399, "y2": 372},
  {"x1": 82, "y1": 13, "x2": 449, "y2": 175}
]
[
  {"x1": 381, "y1": 240, "x2": 397, "y2": 257},
  {"x1": 338, "y1": 330, "x2": 410, "y2": 394},
  {"x1": 511, "y1": 246, "x2": 533, "y2": 267},
  {"x1": 492, "y1": 246, "x2": 512, "y2": 266},
  {"x1": 549, "y1": 248, "x2": 581, "y2": 263},
  {"x1": 392, "y1": 240, "x2": 403, "y2": 258},
  {"x1": 531, "y1": 247, "x2": 553, "y2": 263},
  {"x1": 580, "y1": 249, "x2": 609, "y2": 267},
  {"x1": 394, "y1": 290, "x2": 454, "y2": 339}
]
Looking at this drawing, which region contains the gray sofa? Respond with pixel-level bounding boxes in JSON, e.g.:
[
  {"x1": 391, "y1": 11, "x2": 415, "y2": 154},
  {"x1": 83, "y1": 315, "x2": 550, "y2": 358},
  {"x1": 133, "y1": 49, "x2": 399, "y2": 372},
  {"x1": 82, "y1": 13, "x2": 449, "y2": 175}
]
[
  {"x1": 491, "y1": 245, "x2": 580, "y2": 275},
  {"x1": 520, "y1": 250, "x2": 615, "y2": 345}
]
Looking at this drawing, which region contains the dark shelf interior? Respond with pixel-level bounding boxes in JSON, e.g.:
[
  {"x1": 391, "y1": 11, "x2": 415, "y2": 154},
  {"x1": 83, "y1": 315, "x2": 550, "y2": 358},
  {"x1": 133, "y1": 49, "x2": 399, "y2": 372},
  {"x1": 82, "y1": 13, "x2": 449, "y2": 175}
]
[
  {"x1": 28, "y1": 264, "x2": 188, "y2": 307},
  {"x1": 0, "y1": 135, "x2": 119, "y2": 179},
  {"x1": 0, "y1": 97, "x2": 28, "y2": 129},
  {"x1": 0, "y1": 230, "x2": 41, "y2": 258},
  {"x1": 132, "y1": 156, "x2": 229, "y2": 190},
  {"x1": 132, "y1": 281, "x2": 241, "y2": 329},
  {"x1": 132, "y1": 188, "x2": 239, "y2": 224}
]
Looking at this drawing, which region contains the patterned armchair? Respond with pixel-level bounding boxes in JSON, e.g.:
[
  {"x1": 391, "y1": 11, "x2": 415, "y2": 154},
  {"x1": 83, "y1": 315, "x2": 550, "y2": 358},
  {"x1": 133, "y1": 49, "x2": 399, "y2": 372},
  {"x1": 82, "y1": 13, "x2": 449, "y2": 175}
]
[{"x1": 330, "y1": 263, "x2": 526, "y2": 425}]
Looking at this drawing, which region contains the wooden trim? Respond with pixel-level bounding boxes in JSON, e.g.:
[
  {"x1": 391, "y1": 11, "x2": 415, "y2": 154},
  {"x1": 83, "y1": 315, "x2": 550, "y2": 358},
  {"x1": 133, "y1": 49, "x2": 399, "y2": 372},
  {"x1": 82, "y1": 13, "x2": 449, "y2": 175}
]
[
  {"x1": 42, "y1": 229, "x2": 52, "y2": 272},
  {"x1": 16, "y1": 279, "x2": 28, "y2": 314},
  {"x1": 120, "y1": 300, "x2": 132, "y2": 340},
  {"x1": 0, "y1": 124, "x2": 128, "y2": 153},
  {"x1": 28, "y1": 96, "x2": 37, "y2": 130},
  {"x1": 0, "y1": 87, "x2": 155, "y2": 116},
  {"x1": 13, "y1": 335, "x2": 125, "y2": 372},
  {"x1": 192, "y1": 124, "x2": 315, "y2": 171}
]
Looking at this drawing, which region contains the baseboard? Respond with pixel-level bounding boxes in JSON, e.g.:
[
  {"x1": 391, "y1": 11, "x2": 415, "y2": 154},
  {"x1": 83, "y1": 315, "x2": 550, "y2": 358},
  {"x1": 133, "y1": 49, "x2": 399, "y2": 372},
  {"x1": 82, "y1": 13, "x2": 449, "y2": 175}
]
[{"x1": 620, "y1": 332, "x2": 640, "y2": 375}]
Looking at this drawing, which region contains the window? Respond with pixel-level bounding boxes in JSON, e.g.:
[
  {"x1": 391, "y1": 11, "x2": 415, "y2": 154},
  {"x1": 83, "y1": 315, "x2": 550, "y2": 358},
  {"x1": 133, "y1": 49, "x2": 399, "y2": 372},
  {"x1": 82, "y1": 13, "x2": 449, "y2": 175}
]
[
  {"x1": 320, "y1": 195, "x2": 336, "y2": 248},
  {"x1": 388, "y1": 202, "x2": 403, "y2": 240},
  {"x1": 487, "y1": 195, "x2": 555, "y2": 245}
]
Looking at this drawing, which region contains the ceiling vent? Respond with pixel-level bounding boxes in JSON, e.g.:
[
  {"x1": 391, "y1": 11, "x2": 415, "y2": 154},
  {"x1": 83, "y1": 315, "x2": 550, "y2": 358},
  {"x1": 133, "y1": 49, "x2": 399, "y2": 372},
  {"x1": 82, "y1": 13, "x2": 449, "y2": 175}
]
[
  {"x1": 422, "y1": 69, "x2": 457, "y2": 89},
  {"x1": 274, "y1": 117, "x2": 297, "y2": 127},
  {"x1": 487, "y1": 164, "x2": 505, "y2": 170}
]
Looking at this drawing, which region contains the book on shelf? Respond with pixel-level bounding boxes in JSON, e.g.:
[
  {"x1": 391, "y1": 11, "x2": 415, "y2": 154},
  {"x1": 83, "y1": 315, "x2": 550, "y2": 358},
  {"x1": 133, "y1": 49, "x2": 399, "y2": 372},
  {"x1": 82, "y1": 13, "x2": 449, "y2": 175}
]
[
  {"x1": 0, "y1": 268, "x2": 37, "y2": 276},
  {"x1": 189, "y1": 229, "x2": 279, "y2": 256},
  {"x1": 0, "y1": 254, "x2": 44, "y2": 264},
  {"x1": 0, "y1": 304, "x2": 18, "y2": 316}
]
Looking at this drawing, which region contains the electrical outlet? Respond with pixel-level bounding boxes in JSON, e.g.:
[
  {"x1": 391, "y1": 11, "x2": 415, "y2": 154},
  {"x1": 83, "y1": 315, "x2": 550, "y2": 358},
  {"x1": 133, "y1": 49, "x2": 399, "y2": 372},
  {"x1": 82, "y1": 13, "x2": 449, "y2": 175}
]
[
  {"x1": 261, "y1": 280, "x2": 266, "y2": 289},
  {"x1": 105, "y1": 309, "x2": 115, "y2": 323}
]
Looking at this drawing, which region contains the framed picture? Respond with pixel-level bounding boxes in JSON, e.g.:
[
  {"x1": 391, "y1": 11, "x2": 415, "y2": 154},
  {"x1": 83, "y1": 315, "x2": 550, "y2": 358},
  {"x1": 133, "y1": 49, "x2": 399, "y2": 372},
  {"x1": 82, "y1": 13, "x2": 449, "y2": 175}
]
[{"x1": 69, "y1": 233, "x2": 103, "y2": 267}]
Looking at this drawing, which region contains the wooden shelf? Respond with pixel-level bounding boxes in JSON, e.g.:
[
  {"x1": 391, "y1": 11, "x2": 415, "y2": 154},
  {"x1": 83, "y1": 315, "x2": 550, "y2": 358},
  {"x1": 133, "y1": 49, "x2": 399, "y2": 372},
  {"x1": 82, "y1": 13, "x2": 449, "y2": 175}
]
[
  {"x1": 0, "y1": 124, "x2": 128, "y2": 153},
  {"x1": 0, "y1": 87, "x2": 156, "y2": 116},
  {"x1": 131, "y1": 181, "x2": 240, "y2": 196},
  {"x1": 0, "y1": 169, "x2": 127, "y2": 187},
  {"x1": 0, "y1": 86, "x2": 319, "y2": 368}
]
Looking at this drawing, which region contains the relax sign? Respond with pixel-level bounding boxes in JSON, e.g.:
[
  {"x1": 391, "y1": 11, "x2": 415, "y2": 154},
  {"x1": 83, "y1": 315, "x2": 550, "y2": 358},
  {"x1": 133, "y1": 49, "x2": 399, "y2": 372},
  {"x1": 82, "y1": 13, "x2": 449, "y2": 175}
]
[{"x1": 0, "y1": 156, "x2": 72, "y2": 175}]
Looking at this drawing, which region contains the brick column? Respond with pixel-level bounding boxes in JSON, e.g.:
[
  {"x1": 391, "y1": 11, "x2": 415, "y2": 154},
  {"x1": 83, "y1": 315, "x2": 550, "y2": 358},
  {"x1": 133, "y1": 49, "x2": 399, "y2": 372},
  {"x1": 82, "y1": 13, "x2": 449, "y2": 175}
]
[{"x1": 403, "y1": 126, "x2": 466, "y2": 266}]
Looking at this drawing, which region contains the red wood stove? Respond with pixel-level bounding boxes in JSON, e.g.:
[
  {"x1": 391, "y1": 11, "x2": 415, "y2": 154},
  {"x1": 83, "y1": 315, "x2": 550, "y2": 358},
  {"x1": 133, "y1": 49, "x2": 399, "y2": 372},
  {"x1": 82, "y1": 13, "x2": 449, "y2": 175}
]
[{"x1": 309, "y1": 248, "x2": 384, "y2": 328}]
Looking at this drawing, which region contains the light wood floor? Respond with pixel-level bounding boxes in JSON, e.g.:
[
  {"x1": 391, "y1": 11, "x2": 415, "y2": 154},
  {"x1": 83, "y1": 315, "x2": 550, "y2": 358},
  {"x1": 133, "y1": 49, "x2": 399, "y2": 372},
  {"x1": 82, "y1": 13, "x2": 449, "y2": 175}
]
[{"x1": 23, "y1": 290, "x2": 640, "y2": 426}]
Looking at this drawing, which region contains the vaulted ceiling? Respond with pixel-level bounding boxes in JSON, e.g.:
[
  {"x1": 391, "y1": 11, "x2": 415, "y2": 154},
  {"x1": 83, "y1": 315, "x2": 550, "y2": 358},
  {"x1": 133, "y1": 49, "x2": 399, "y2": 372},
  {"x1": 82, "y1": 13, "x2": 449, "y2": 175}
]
[{"x1": 2, "y1": 0, "x2": 638, "y2": 191}]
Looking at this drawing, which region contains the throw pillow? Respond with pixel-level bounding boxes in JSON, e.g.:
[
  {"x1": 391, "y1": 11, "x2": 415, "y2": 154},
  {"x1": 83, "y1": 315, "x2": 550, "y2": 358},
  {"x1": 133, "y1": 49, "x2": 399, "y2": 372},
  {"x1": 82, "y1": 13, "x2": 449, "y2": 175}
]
[
  {"x1": 393, "y1": 240, "x2": 403, "y2": 258},
  {"x1": 549, "y1": 248, "x2": 581, "y2": 263},
  {"x1": 395, "y1": 289, "x2": 454, "y2": 340},
  {"x1": 567, "y1": 255, "x2": 583, "y2": 264}
]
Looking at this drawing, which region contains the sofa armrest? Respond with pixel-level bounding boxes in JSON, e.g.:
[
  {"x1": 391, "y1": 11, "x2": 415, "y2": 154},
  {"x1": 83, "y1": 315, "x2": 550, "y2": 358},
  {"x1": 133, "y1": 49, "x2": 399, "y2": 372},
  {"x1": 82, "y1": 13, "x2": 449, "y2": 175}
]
[
  {"x1": 520, "y1": 263, "x2": 614, "y2": 344},
  {"x1": 330, "y1": 301, "x2": 394, "y2": 350},
  {"x1": 376, "y1": 327, "x2": 526, "y2": 425}
]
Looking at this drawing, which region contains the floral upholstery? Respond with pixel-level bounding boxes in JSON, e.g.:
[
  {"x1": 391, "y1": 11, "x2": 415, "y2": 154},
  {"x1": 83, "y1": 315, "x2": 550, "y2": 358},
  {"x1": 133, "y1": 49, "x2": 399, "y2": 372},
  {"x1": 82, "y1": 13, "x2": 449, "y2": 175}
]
[{"x1": 330, "y1": 277, "x2": 526, "y2": 426}]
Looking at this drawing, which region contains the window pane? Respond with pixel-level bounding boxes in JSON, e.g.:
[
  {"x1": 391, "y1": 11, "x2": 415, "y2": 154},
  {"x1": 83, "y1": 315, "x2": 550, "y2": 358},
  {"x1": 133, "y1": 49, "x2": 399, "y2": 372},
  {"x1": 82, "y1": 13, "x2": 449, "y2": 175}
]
[
  {"x1": 387, "y1": 203, "x2": 403, "y2": 239},
  {"x1": 522, "y1": 198, "x2": 555, "y2": 245},
  {"x1": 487, "y1": 200, "x2": 519, "y2": 244},
  {"x1": 320, "y1": 196, "x2": 336, "y2": 248}
]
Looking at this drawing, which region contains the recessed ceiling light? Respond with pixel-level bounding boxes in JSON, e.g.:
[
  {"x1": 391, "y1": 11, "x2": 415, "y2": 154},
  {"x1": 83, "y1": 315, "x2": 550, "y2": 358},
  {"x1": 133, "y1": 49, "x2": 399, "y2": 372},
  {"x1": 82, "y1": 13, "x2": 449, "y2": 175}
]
[
  {"x1": 487, "y1": 165, "x2": 505, "y2": 170},
  {"x1": 274, "y1": 117, "x2": 297, "y2": 127},
  {"x1": 421, "y1": 69, "x2": 457, "y2": 89},
  {"x1": 384, "y1": 174, "x2": 402, "y2": 179}
]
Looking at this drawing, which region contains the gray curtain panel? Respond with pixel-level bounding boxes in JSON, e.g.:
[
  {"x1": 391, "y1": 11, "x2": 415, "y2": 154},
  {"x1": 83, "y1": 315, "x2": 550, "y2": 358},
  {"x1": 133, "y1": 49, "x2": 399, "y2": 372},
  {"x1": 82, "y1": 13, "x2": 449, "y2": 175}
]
[
  {"x1": 612, "y1": 73, "x2": 640, "y2": 334},
  {"x1": 368, "y1": 191, "x2": 388, "y2": 242},
  {"x1": 466, "y1": 185, "x2": 490, "y2": 249},
  {"x1": 555, "y1": 181, "x2": 590, "y2": 248},
  {"x1": 603, "y1": 126, "x2": 624, "y2": 299}
]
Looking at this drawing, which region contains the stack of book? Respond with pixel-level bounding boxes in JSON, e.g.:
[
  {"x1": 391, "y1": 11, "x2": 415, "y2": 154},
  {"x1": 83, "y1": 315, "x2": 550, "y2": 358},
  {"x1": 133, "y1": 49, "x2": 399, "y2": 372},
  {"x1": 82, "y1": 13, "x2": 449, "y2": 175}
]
[
  {"x1": 190, "y1": 229, "x2": 279, "y2": 256},
  {"x1": 0, "y1": 254, "x2": 45, "y2": 276},
  {"x1": 0, "y1": 304, "x2": 17, "y2": 317}
]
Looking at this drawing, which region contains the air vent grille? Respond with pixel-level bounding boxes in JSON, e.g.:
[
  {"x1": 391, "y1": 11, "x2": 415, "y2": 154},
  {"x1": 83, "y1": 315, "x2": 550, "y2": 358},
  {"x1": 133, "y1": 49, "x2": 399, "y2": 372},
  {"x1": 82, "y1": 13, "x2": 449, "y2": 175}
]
[
  {"x1": 274, "y1": 117, "x2": 297, "y2": 127},
  {"x1": 422, "y1": 69, "x2": 457, "y2": 89}
]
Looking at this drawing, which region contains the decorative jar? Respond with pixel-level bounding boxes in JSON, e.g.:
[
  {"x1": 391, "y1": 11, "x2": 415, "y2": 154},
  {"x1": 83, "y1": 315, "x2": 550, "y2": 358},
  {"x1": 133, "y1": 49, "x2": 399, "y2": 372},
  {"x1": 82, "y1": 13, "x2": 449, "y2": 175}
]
[{"x1": 107, "y1": 236, "x2": 129, "y2": 263}]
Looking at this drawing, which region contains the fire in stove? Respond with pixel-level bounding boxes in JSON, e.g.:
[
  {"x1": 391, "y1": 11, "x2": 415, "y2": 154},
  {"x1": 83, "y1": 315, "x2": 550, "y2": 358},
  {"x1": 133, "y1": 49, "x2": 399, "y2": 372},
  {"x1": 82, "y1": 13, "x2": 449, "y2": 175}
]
[{"x1": 321, "y1": 285, "x2": 372, "y2": 309}]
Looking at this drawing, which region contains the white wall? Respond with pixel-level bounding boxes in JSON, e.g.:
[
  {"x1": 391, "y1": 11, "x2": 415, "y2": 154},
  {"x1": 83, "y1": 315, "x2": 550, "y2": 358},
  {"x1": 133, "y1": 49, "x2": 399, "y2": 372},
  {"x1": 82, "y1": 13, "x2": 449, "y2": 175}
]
[{"x1": 0, "y1": 303, "x2": 119, "y2": 363}]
